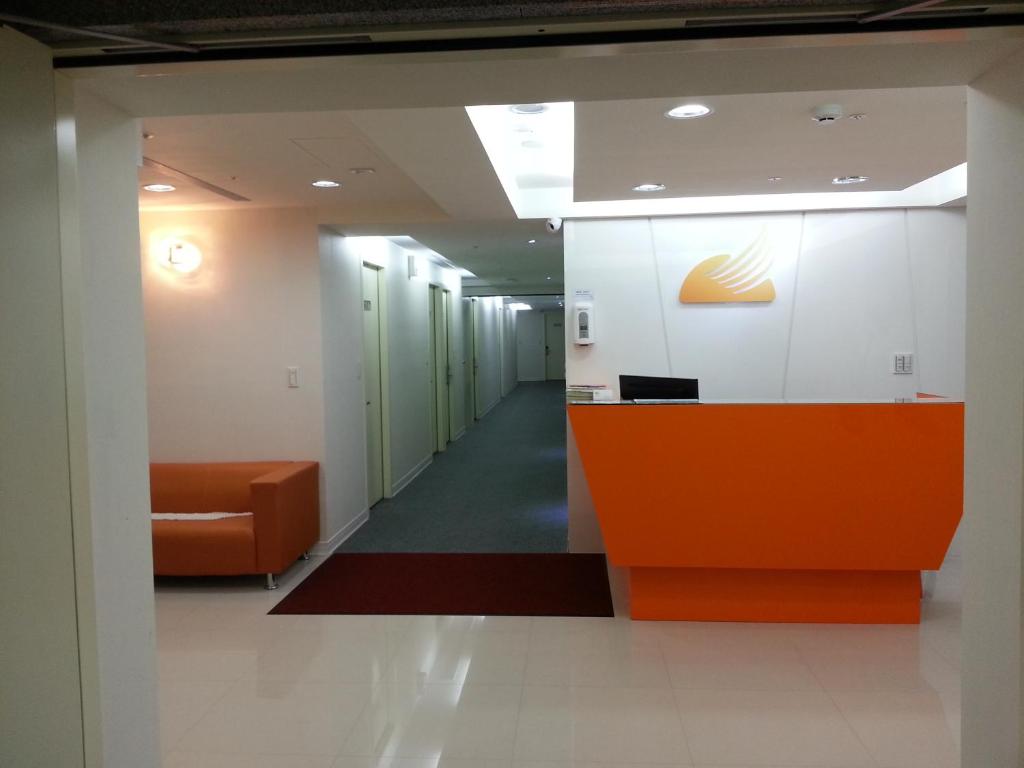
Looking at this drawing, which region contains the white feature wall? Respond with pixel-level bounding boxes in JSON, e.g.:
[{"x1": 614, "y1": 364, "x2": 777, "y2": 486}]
[
  {"x1": 517, "y1": 311, "x2": 547, "y2": 381},
  {"x1": 564, "y1": 208, "x2": 966, "y2": 556},
  {"x1": 565, "y1": 209, "x2": 966, "y2": 402}
]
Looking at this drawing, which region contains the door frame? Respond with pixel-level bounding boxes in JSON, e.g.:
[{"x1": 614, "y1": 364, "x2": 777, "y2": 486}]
[
  {"x1": 429, "y1": 283, "x2": 452, "y2": 453},
  {"x1": 362, "y1": 261, "x2": 393, "y2": 497},
  {"x1": 544, "y1": 310, "x2": 567, "y2": 381}
]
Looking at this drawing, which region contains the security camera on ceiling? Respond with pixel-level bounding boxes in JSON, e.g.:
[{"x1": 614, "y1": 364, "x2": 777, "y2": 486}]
[{"x1": 545, "y1": 217, "x2": 563, "y2": 234}]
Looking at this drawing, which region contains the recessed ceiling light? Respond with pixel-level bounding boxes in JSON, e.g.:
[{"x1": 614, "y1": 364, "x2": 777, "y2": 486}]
[
  {"x1": 546, "y1": 276, "x2": 552, "y2": 280},
  {"x1": 633, "y1": 183, "x2": 666, "y2": 193},
  {"x1": 311, "y1": 179, "x2": 341, "y2": 188},
  {"x1": 832, "y1": 175, "x2": 869, "y2": 185},
  {"x1": 665, "y1": 103, "x2": 712, "y2": 120},
  {"x1": 349, "y1": 167, "x2": 375, "y2": 175},
  {"x1": 528, "y1": 239, "x2": 537, "y2": 244},
  {"x1": 849, "y1": 113, "x2": 867, "y2": 121},
  {"x1": 768, "y1": 176, "x2": 782, "y2": 182},
  {"x1": 142, "y1": 183, "x2": 175, "y2": 193},
  {"x1": 509, "y1": 104, "x2": 547, "y2": 115},
  {"x1": 142, "y1": 132, "x2": 155, "y2": 140}
]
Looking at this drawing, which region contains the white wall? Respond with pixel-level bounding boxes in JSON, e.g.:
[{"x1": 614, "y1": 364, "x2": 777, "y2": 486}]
[
  {"x1": 517, "y1": 311, "x2": 547, "y2": 381},
  {"x1": 73, "y1": 85, "x2": 161, "y2": 768},
  {"x1": 565, "y1": 209, "x2": 966, "y2": 401},
  {"x1": 318, "y1": 228, "x2": 373, "y2": 549},
  {"x1": 962, "y1": 47, "x2": 1024, "y2": 768}
]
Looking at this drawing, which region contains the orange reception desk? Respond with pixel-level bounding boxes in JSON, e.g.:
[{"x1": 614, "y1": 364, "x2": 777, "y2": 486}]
[{"x1": 568, "y1": 401, "x2": 964, "y2": 624}]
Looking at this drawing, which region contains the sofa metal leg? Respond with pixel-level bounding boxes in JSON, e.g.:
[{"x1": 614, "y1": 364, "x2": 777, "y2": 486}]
[
  {"x1": 265, "y1": 573, "x2": 278, "y2": 590},
  {"x1": 301, "y1": 551, "x2": 310, "y2": 560}
]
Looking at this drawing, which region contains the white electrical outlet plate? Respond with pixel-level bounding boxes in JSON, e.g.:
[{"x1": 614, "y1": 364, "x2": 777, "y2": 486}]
[{"x1": 893, "y1": 354, "x2": 914, "y2": 375}]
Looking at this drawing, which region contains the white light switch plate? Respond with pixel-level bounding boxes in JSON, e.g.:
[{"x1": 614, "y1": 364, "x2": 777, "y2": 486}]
[{"x1": 287, "y1": 366, "x2": 299, "y2": 387}]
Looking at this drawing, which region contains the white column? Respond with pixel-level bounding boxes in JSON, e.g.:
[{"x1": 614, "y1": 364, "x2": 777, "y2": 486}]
[
  {"x1": 60, "y1": 84, "x2": 161, "y2": 766},
  {"x1": 0, "y1": 28, "x2": 87, "y2": 767},
  {"x1": 963, "y1": 48, "x2": 1024, "y2": 768}
]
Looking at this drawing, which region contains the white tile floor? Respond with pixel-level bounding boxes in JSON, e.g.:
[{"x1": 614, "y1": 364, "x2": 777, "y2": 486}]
[{"x1": 157, "y1": 557, "x2": 961, "y2": 768}]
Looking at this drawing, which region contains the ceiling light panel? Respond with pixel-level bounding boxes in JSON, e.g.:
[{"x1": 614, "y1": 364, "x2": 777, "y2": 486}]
[
  {"x1": 633, "y1": 183, "x2": 667, "y2": 193},
  {"x1": 467, "y1": 101, "x2": 966, "y2": 218},
  {"x1": 465, "y1": 102, "x2": 574, "y2": 219}
]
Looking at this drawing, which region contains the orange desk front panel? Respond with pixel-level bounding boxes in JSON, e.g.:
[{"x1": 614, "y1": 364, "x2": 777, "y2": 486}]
[{"x1": 568, "y1": 402, "x2": 964, "y2": 623}]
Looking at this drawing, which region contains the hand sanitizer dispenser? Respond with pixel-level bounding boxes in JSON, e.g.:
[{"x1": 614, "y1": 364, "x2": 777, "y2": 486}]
[{"x1": 573, "y1": 302, "x2": 594, "y2": 345}]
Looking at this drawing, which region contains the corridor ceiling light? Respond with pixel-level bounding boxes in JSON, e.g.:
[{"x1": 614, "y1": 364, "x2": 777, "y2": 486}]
[
  {"x1": 509, "y1": 104, "x2": 547, "y2": 115},
  {"x1": 546, "y1": 276, "x2": 552, "y2": 280},
  {"x1": 508, "y1": 303, "x2": 533, "y2": 311},
  {"x1": 633, "y1": 183, "x2": 667, "y2": 193},
  {"x1": 311, "y1": 179, "x2": 341, "y2": 188},
  {"x1": 528, "y1": 239, "x2": 537, "y2": 244},
  {"x1": 143, "y1": 183, "x2": 175, "y2": 193},
  {"x1": 349, "y1": 167, "x2": 375, "y2": 175},
  {"x1": 768, "y1": 176, "x2": 782, "y2": 182},
  {"x1": 832, "y1": 175, "x2": 870, "y2": 185},
  {"x1": 665, "y1": 104, "x2": 712, "y2": 120}
]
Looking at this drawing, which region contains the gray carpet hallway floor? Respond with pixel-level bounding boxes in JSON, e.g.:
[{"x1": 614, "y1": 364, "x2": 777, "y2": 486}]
[{"x1": 338, "y1": 380, "x2": 569, "y2": 553}]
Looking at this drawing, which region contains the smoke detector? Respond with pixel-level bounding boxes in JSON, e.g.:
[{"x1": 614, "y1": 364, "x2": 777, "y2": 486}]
[{"x1": 812, "y1": 104, "x2": 844, "y2": 124}]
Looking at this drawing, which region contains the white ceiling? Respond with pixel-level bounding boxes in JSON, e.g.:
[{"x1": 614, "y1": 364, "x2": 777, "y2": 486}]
[
  {"x1": 339, "y1": 219, "x2": 564, "y2": 294},
  {"x1": 120, "y1": 29, "x2": 1024, "y2": 291},
  {"x1": 138, "y1": 111, "x2": 448, "y2": 221},
  {"x1": 138, "y1": 82, "x2": 967, "y2": 291},
  {"x1": 505, "y1": 295, "x2": 566, "y2": 312},
  {"x1": 575, "y1": 87, "x2": 966, "y2": 200}
]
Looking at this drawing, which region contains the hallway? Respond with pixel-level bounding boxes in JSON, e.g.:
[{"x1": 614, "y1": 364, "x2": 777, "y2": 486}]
[{"x1": 340, "y1": 380, "x2": 568, "y2": 553}]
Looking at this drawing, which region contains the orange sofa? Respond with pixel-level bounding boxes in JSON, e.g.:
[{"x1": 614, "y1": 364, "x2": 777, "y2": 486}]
[{"x1": 150, "y1": 461, "x2": 320, "y2": 589}]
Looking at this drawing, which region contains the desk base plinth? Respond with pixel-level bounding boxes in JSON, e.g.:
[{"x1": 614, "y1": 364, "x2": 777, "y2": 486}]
[{"x1": 629, "y1": 567, "x2": 922, "y2": 623}]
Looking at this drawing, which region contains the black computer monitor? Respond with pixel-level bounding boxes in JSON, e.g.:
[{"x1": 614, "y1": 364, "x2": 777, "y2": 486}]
[{"x1": 619, "y1": 374, "x2": 699, "y2": 401}]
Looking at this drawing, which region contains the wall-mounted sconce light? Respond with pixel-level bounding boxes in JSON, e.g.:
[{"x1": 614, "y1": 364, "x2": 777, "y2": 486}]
[{"x1": 159, "y1": 239, "x2": 203, "y2": 274}]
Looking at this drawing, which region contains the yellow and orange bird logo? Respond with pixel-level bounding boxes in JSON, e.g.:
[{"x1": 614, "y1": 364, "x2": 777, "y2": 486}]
[{"x1": 679, "y1": 231, "x2": 776, "y2": 304}]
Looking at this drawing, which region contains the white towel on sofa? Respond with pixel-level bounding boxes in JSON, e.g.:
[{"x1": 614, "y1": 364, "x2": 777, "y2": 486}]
[{"x1": 151, "y1": 512, "x2": 253, "y2": 521}]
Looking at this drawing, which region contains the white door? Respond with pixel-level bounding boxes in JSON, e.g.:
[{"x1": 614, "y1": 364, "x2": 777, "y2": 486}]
[
  {"x1": 428, "y1": 285, "x2": 438, "y2": 450},
  {"x1": 472, "y1": 298, "x2": 485, "y2": 418},
  {"x1": 463, "y1": 298, "x2": 475, "y2": 427},
  {"x1": 430, "y1": 286, "x2": 451, "y2": 451},
  {"x1": 362, "y1": 264, "x2": 385, "y2": 506},
  {"x1": 545, "y1": 311, "x2": 567, "y2": 380}
]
